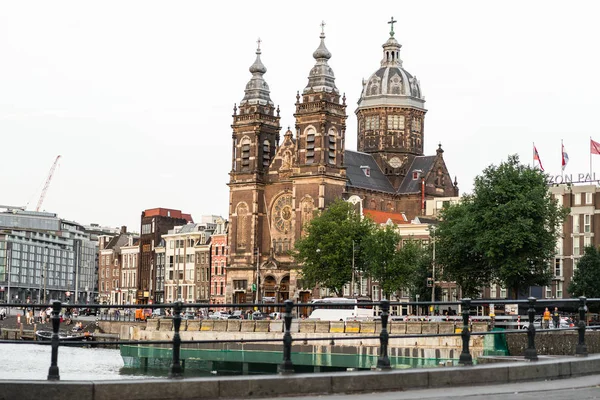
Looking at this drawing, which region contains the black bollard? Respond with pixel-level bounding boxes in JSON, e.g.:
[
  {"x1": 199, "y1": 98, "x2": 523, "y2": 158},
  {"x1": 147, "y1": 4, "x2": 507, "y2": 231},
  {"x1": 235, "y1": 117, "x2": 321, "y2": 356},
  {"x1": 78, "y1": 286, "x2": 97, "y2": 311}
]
[
  {"x1": 458, "y1": 298, "x2": 473, "y2": 366},
  {"x1": 377, "y1": 299, "x2": 391, "y2": 370},
  {"x1": 279, "y1": 299, "x2": 295, "y2": 374},
  {"x1": 47, "y1": 300, "x2": 61, "y2": 380},
  {"x1": 524, "y1": 297, "x2": 538, "y2": 361},
  {"x1": 169, "y1": 302, "x2": 184, "y2": 378},
  {"x1": 576, "y1": 296, "x2": 588, "y2": 356}
]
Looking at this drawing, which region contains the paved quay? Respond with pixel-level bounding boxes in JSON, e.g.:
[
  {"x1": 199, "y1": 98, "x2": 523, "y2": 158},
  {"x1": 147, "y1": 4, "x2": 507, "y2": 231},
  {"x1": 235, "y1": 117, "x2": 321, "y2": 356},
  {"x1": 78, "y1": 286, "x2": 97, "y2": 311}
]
[
  {"x1": 3, "y1": 354, "x2": 600, "y2": 400},
  {"x1": 254, "y1": 374, "x2": 600, "y2": 400}
]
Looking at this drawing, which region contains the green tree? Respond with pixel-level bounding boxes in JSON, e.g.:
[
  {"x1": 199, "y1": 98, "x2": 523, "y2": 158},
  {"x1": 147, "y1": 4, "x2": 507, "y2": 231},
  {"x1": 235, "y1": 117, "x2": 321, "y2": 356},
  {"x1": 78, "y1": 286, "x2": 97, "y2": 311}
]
[
  {"x1": 293, "y1": 200, "x2": 374, "y2": 297},
  {"x1": 401, "y1": 239, "x2": 434, "y2": 302},
  {"x1": 361, "y1": 224, "x2": 404, "y2": 298},
  {"x1": 569, "y1": 246, "x2": 600, "y2": 299},
  {"x1": 437, "y1": 154, "x2": 568, "y2": 299},
  {"x1": 436, "y1": 196, "x2": 491, "y2": 298}
]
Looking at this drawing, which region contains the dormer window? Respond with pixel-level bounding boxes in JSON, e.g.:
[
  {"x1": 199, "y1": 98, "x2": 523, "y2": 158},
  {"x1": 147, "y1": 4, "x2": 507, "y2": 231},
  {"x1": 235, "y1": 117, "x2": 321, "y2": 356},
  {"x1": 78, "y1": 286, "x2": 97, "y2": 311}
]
[
  {"x1": 412, "y1": 169, "x2": 423, "y2": 180},
  {"x1": 361, "y1": 165, "x2": 371, "y2": 177}
]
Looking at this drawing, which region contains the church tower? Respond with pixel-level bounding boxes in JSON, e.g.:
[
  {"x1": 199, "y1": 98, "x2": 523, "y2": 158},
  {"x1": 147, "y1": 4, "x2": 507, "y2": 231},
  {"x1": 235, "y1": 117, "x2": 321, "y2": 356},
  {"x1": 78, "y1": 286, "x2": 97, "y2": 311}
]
[
  {"x1": 356, "y1": 18, "x2": 426, "y2": 189},
  {"x1": 229, "y1": 40, "x2": 281, "y2": 277},
  {"x1": 292, "y1": 22, "x2": 347, "y2": 214}
]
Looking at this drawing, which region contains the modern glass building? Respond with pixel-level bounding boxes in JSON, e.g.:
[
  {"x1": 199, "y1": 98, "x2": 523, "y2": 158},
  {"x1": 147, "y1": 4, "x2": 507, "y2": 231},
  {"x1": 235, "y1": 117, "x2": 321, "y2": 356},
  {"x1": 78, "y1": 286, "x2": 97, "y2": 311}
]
[{"x1": 0, "y1": 208, "x2": 99, "y2": 304}]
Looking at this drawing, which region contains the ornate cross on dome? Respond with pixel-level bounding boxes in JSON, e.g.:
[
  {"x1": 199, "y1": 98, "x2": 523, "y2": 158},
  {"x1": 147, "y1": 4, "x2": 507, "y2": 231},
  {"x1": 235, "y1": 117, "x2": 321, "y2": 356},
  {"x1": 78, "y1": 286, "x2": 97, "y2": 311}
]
[
  {"x1": 320, "y1": 20, "x2": 326, "y2": 35},
  {"x1": 256, "y1": 37, "x2": 262, "y2": 51},
  {"x1": 388, "y1": 17, "x2": 397, "y2": 37}
]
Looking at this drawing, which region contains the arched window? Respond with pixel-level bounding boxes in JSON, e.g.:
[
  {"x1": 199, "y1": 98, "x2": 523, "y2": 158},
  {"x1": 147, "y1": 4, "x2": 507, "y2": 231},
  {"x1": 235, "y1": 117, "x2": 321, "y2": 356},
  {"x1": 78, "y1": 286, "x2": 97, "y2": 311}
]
[
  {"x1": 240, "y1": 138, "x2": 251, "y2": 171},
  {"x1": 301, "y1": 197, "x2": 315, "y2": 234},
  {"x1": 263, "y1": 140, "x2": 271, "y2": 167},
  {"x1": 305, "y1": 128, "x2": 315, "y2": 164},
  {"x1": 327, "y1": 128, "x2": 336, "y2": 164},
  {"x1": 277, "y1": 239, "x2": 283, "y2": 254},
  {"x1": 388, "y1": 73, "x2": 402, "y2": 95},
  {"x1": 236, "y1": 203, "x2": 249, "y2": 249},
  {"x1": 283, "y1": 238, "x2": 290, "y2": 253}
]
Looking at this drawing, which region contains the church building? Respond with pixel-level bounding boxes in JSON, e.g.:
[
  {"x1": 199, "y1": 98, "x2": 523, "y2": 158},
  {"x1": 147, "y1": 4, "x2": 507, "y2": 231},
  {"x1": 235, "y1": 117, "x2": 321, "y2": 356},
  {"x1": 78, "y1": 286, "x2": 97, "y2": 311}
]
[{"x1": 226, "y1": 20, "x2": 458, "y2": 306}]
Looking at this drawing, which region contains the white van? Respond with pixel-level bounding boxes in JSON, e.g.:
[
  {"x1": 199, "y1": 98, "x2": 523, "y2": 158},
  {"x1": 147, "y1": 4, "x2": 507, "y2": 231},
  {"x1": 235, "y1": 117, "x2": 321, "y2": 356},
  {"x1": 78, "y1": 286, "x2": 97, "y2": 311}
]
[{"x1": 308, "y1": 297, "x2": 373, "y2": 322}]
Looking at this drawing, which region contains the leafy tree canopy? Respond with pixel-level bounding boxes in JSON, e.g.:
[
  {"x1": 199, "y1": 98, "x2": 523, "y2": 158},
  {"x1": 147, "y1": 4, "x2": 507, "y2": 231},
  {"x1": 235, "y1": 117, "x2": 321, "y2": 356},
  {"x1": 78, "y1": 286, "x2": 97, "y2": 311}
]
[
  {"x1": 293, "y1": 200, "x2": 374, "y2": 297},
  {"x1": 569, "y1": 246, "x2": 600, "y2": 299},
  {"x1": 437, "y1": 154, "x2": 568, "y2": 298},
  {"x1": 361, "y1": 224, "x2": 404, "y2": 298},
  {"x1": 400, "y1": 239, "x2": 435, "y2": 302}
]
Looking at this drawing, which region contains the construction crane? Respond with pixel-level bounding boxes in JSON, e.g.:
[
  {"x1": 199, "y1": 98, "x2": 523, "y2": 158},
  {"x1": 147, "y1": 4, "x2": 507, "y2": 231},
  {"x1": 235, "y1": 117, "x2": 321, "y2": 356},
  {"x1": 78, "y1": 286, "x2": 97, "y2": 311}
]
[{"x1": 36, "y1": 155, "x2": 61, "y2": 212}]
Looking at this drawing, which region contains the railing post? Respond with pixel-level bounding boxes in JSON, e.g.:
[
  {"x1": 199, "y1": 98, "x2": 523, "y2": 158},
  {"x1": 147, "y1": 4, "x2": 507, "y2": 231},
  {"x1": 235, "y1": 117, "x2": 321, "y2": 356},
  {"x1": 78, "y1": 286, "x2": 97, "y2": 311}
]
[
  {"x1": 524, "y1": 296, "x2": 538, "y2": 361},
  {"x1": 47, "y1": 300, "x2": 61, "y2": 381},
  {"x1": 576, "y1": 296, "x2": 588, "y2": 356},
  {"x1": 458, "y1": 298, "x2": 472, "y2": 366},
  {"x1": 279, "y1": 299, "x2": 294, "y2": 374},
  {"x1": 377, "y1": 299, "x2": 391, "y2": 370},
  {"x1": 169, "y1": 302, "x2": 183, "y2": 378}
]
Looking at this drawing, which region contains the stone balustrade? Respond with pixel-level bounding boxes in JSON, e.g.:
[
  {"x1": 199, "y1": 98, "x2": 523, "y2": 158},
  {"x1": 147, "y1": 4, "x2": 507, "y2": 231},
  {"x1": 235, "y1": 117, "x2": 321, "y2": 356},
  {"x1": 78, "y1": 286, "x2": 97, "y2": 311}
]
[{"x1": 99, "y1": 319, "x2": 487, "y2": 335}]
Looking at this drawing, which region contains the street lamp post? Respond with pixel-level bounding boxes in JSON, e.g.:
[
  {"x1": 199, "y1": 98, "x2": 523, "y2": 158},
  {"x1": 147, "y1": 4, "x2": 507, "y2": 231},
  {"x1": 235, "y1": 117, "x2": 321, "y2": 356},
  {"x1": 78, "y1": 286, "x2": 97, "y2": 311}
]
[
  {"x1": 254, "y1": 247, "x2": 260, "y2": 305},
  {"x1": 415, "y1": 294, "x2": 420, "y2": 316},
  {"x1": 6, "y1": 244, "x2": 11, "y2": 314},
  {"x1": 43, "y1": 247, "x2": 48, "y2": 304},
  {"x1": 351, "y1": 241, "x2": 355, "y2": 296},
  {"x1": 431, "y1": 226, "x2": 436, "y2": 306}
]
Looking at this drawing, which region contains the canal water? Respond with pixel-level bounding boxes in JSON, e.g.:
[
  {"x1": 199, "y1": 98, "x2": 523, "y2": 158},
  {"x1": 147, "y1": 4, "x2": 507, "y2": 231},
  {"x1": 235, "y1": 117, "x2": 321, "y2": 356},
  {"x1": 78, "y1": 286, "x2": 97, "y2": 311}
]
[
  {"x1": 1, "y1": 343, "x2": 146, "y2": 380},
  {"x1": 1, "y1": 343, "x2": 459, "y2": 380},
  {"x1": 0, "y1": 343, "x2": 251, "y2": 380}
]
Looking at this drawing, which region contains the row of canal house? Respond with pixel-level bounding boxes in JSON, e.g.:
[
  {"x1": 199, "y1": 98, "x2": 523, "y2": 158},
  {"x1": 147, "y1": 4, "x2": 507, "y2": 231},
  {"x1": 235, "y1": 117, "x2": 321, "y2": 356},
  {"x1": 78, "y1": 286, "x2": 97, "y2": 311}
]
[
  {"x1": 98, "y1": 208, "x2": 229, "y2": 307},
  {"x1": 97, "y1": 183, "x2": 597, "y2": 311}
]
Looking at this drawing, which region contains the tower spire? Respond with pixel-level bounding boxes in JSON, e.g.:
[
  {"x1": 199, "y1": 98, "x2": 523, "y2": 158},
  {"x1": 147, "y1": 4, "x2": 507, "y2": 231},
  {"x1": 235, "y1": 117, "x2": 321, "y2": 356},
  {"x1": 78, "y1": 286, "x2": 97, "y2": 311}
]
[
  {"x1": 304, "y1": 21, "x2": 338, "y2": 94},
  {"x1": 241, "y1": 38, "x2": 273, "y2": 106},
  {"x1": 381, "y1": 17, "x2": 402, "y2": 68}
]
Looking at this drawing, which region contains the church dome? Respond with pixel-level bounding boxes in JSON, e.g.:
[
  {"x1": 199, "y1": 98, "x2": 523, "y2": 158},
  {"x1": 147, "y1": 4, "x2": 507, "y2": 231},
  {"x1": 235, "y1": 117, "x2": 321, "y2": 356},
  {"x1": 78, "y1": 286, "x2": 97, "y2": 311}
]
[{"x1": 357, "y1": 22, "x2": 425, "y2": 110}]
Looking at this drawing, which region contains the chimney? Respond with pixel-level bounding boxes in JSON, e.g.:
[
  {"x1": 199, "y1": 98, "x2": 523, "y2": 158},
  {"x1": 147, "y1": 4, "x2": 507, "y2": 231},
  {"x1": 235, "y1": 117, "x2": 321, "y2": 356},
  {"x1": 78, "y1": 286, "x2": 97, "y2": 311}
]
[{"x1": 121, "y1": 226, "x2": 127, "y2": 234}]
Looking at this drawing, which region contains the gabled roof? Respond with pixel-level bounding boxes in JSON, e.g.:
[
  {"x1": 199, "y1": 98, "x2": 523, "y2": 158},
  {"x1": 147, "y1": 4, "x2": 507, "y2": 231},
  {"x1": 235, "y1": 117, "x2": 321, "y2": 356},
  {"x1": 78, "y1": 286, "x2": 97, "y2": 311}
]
[
  {"x1": 345, "y1": 151, "x2": 395, "y2": 193},
  {"x1": 397, "y1": 156, "x2": 437, "y2": 194},
  {"x1": 363, "y1": 209, "x2": 409, "y2": 225},
  {"x1": 104, "y1": 234, "x2": 130, "y2": 252}
]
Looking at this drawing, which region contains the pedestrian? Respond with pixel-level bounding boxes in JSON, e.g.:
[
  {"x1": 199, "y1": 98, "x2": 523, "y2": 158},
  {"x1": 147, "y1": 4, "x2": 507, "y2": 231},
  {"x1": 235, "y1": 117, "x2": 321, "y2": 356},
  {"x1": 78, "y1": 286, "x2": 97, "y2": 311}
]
[
  {"x1": 543, "y1": 307, "x2": 551, "y2": 329},
  {"x1": 552, "y1": 307, "x2": 560, "y2": 328}
]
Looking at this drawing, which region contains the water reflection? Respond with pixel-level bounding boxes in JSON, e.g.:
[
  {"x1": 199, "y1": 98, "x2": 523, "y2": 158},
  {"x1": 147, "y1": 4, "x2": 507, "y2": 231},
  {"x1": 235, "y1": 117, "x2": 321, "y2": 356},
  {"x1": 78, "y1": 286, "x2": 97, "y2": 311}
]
[{"x1": 2, "y1": 343, "x2": 133, "y2": 381}]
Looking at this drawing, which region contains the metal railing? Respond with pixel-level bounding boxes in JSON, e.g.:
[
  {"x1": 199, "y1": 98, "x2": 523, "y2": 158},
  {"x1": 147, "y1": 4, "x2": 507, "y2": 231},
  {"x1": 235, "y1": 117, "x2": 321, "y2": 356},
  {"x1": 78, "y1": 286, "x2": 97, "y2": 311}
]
[{"x1": 0, "y1": 296, "x2": 596, "y2": 380}]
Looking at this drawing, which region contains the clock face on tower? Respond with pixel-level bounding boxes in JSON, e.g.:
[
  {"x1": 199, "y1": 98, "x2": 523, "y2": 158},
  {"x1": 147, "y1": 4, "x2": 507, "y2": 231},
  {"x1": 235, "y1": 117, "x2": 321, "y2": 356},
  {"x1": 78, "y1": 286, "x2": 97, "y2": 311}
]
[{"x1": 273, "y1": 194, "x2": 293, "y2": 233}]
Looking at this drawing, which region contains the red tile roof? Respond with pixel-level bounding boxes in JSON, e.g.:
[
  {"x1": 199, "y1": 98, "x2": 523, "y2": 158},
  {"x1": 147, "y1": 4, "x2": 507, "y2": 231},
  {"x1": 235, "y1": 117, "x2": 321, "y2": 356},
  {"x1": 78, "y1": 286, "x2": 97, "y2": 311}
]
[{"x1": 363, "y1": 209, "x2": 409, "y2": 225}]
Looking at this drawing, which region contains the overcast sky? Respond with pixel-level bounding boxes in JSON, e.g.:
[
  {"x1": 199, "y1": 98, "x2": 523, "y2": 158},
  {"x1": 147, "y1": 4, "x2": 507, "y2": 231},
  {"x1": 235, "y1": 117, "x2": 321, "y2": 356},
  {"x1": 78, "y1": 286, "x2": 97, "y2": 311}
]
[{"x1": 1, "y1": 1, "x2": 599, "y2": 232}]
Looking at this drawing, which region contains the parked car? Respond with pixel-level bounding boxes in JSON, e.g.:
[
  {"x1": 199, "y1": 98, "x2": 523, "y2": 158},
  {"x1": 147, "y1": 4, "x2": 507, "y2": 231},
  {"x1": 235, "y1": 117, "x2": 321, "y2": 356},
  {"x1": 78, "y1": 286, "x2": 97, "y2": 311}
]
[
  {"x1": 209, "y1": 311, "x2": 230, "y2": 320},
  {"x1": 182, "y1": 312, "x2": 196, "y2": 320},
  {"x1": 152, "y1": 308, "x2": 166, "y2": 318},
  {"x1": 78, "y1": 307, "x2": 96, "y2": 316},
  {"x1": 520, "y1": 317, "x2": 572, "y2": 330},
  {"x1": 269, "y1": 312, "x2": 282, "y2": 320},
  {"x1": 135, "y1": 308, "x2": 152, "y2": 321},
  {"x1": 251, "y1": 311, "x2": 266, "y2": 320}
]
